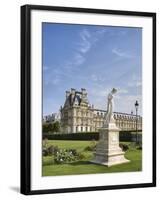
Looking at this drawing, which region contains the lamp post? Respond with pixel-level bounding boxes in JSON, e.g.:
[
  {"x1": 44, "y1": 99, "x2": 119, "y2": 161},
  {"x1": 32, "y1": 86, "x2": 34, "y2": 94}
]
[{"x1": 135, "y1": 100, "x2": 139, "y2": 144}]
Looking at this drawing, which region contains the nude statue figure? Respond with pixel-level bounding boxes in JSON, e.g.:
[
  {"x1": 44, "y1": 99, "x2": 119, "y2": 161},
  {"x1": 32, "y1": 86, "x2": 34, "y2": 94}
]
[{"x1": 105, "y1": 88, "x2": 117, "y2": 124}]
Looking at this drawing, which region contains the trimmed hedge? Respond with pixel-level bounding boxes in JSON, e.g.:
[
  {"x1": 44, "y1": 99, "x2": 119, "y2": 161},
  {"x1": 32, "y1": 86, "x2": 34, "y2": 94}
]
[
  {"x1": 43, "y1": 131, "x2": 142, "y2": 141},
  {"x1": 119, "y1": 131, "x2": 142, "y2": 142},
  {"x1": 119, "y1": 131, "x2": 132, "y2": 141},
  {"x1": 43, "y1": 132, "x2": 99, "y2": 141}
]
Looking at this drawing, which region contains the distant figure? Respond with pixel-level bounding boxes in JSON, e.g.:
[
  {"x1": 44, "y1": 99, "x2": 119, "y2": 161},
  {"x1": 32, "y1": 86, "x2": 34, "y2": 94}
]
[{"x1": 105, "y1": 88, "x2": 117, "y2": 124}]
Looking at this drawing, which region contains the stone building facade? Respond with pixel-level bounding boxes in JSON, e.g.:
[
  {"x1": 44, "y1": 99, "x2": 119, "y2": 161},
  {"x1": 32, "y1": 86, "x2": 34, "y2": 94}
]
[{"x1": 60, "y1": 88, "x2": 142, "y2": 133}]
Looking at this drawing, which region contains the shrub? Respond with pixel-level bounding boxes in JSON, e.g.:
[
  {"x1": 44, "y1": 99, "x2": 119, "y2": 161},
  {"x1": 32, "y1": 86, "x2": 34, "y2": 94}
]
[
  {"x1": 67, "y1": 149, "x2": 78, "y2": 156},
  {"x1": 119, "y1": 143, "x2": 129, "y2": 152},
  {"x1": 42, "y1": 138, "x2": 48, "y2": 148},
  {"x1": 48, "y1": 145, "x2": 59, "y2": 155},
  {"x1": 78, "y1": 152, "x2": 86, "y2": 160},
  {"x1": 84, "y1": 146, "x2": 94, "y2": 151},
  {"x1": 53, "y1": 146, "x2": 60, "y2": 154},
  {"x1": 42, "y1": 147, "x2": 48, "y2": 156},
  {"x1": 54, "y1": 149, "x2": 77, "y2": 164},
  {"x1": 47, "y1": 145, "x2": 55, "y2": 155},
  {"x1": 42, "y1": 145, "x2": 59, "y2": 156},
  {"x1": 84, "y1": 140, "x2": 97, "y2": 151},
  {"x1": 53, "y1": 148, "x2": 85, "y2": 164},
  {"x1": 84, "y1": 145, "x2": 96, "y2": 151}
]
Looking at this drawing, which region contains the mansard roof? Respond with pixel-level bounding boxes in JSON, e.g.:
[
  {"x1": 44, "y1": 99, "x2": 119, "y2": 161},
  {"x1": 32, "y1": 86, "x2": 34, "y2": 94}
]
[{"x1": 64, "y1": 89, "x2": 89, "y2": 107}]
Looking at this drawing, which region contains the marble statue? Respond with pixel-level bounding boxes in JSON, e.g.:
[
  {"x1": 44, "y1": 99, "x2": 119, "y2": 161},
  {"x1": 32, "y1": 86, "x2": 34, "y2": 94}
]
[
  {"x1": 91, "y1": 87, "x2": 130, "y2": 166},
  {"x1": 105, "y1": 88, "x2": 117, "y2": 124}
]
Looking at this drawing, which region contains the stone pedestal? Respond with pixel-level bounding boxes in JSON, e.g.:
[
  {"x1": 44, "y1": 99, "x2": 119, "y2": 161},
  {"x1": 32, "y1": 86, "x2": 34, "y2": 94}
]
[{"x1": 91, "y1": 122, "x2": 130, "y2": 167}]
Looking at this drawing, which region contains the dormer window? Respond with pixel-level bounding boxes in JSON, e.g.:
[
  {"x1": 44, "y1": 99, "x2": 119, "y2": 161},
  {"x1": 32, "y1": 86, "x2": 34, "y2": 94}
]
[{"x1": 74, "y1": 96, "x2": 79, "y2": 106}]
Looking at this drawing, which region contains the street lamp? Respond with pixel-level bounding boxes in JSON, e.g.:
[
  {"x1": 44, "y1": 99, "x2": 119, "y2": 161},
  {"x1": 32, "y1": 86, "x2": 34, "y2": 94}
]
[{"x1": 135, "y1": 100, "x2": 139, "y2": 144}]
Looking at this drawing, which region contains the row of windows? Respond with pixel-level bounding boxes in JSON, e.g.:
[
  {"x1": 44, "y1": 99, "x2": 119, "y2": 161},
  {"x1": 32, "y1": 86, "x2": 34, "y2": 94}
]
[
  {"x1": 117, "y1": 122, "x2": 142, "y2": 128},
  {"x1": 66, "y1": 119, "x2": 142, "y2": 127},
  {"x1": 74, "y1": 118, "x2": 140, "y2": 123},
  {"x1": 62, "y1": 110, "x2": 141, "y2": 120},
  {"x1": 75, "y1": 126, "x2": 93, "y2": 132},
  {"x1": 95, "y1": 112, "x2": 105, "y2": 116},
  {"x1": 114, "y1": 116, "x2": 141, "y2": 121},
  {"x1": 74, "y1": 126, "x2": 141, "y2": 132},
  {"x1": 63, "y1": 113, "x2": 141, "y2": 121},
  {"x1": 70, "y1": 119, "x2": 93, "y2": 124},
  {"x1": 65, "y1": 111, "x2": 93, "y2": 117},
  {"x1": 94, "y1": 112, "x2": 141, "y2": 120}
]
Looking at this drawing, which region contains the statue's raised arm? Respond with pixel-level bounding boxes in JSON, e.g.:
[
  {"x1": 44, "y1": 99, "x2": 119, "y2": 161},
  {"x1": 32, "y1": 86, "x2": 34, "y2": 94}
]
[{"x1": 104, "y1": 88, "x2": 117, "y2": 125}]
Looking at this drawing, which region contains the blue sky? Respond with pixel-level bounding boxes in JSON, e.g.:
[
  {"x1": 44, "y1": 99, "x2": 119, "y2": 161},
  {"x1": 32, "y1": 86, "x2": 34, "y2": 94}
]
[{"x1": 43, "y1": 23, "x2": 142, "y2": 116}]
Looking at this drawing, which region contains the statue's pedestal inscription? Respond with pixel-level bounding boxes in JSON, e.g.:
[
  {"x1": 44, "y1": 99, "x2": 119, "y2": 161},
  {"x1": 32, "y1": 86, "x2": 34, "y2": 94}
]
[{"x1": 91, "y1": 122, "x2": 130, "y2": 167}]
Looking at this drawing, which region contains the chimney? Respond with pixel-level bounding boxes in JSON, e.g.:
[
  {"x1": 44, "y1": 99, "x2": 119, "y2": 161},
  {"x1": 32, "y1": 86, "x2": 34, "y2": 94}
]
[
  {"x1": 66, "y1": 91, "x2": 70, "y2": 99},
  {"x1": 70, "y1": 88, "x2": 76, "y2": 105},
  {"x1": 81, "y1": 88, "x2": 87, "y2": 100},
  {"x1": 81, "y1": 88, "x2": 86, "y2": 94},
  {"x1": 71, "y1": 88, "x2": 76, "y2": 94}
]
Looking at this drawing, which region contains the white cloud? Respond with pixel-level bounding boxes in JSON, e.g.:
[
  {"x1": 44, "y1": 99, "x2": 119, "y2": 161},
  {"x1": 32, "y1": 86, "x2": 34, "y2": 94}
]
[
  {"x1": 80, "y1": 29, "x2": 91, "y2": 40},
  {"x1": 61, "y1": 28, "x2": 108, "y2": 72},
  {"x1": 127, "y1": 74, "x2": 142, "y2": 88},
  {"x1": 96, "y1": 29, "x2": 107, "y2": 35},
  {"x1": 52, "y1": 77, "x2": 61, "y2": 85},
  {"x1": 87, "y1": 86, "x2": 110, "y2": 110},
  {"x1": 62, "y1": 52, "x2": 85, "y2": 72},
  {"x1": 77, "y1": 28, "x2": 107, "y2": 54},
  {"x1": 88, "y1": 86, "x2": 142, "y2": 115},
  {"x1": 114, "y1": 94, "x2": 142, "y2": 115},
  {"x1": 78, "y1": 29, "x2": 92, "y2": 53},
  {"x1": 91, "y1": 74, "x2": 99, "y2": 82},
  {"x1": 79, "y1": 42, "x2": 91, "y2": 53},
  {"x1": 112, "y1": 48, "x2": 133, "y2": 58},
  {"x1": 128, "y1": 81, "x2": 142, "y2": 87},
  {"x1": 44, "y1": 68, "x2": 62, "y2": 86},
  {"x1": 74, "y1": 53, "x2": 85, "y2": 65},
  {"x1": 44, "y1": 75, "x2": 61, "y2": 86},
  {"x1": 118, "y1": 88, "x2": 128, "y2": 94}
]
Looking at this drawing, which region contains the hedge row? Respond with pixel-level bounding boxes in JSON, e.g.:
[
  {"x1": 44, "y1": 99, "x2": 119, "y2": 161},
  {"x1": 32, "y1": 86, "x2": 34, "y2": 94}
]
[
  {"x1": 119, "y1": 131, "x2": 142, "y2": 142},
  {"x1": 43, "y1": 132, "x2": 99, "y2": 141},
  {"x1": 43, "y1": 131, "x2": 142, "y2": 141}
]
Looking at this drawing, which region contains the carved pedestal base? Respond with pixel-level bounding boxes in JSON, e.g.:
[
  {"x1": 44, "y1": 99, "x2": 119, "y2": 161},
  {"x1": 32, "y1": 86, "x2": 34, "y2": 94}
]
[{"x1": 91, "y1": 123, "x2": 130, "y2": 167}]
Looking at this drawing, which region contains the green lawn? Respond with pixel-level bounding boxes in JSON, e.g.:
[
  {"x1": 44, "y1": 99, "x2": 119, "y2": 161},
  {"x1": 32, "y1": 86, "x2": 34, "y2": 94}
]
[{"x1": 42, "y1": 140, "x2": 142, "y2": 176}]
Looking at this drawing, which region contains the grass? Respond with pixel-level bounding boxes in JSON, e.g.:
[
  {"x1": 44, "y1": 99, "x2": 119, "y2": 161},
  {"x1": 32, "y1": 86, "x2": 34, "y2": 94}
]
[
  {"x1": 42, "y1": 140, "x2": 142, "y2": 176},
  {"x1": 46, "y1": 140, "x2": 91, "y2": 151}
]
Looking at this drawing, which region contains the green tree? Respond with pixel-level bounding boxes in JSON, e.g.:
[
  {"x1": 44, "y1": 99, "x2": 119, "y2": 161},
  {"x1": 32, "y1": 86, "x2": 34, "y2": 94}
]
[
  {"x1": 43, "y1": 123, "x2": 49, "y2": 133},
  {"x1": 53, "y1": 121, "x2": 60, "y2": 133},
  {"x1": 43, "y1": 121, "x2": 60, "y2": 133}
]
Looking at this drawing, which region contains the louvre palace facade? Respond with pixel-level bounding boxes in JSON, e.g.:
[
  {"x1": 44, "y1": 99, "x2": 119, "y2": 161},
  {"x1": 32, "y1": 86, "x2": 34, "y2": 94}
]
[{"x1": 60, "y1": 88, "x2": 142, "y2": 133}]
